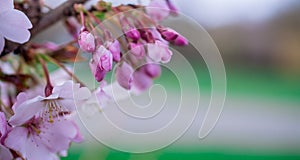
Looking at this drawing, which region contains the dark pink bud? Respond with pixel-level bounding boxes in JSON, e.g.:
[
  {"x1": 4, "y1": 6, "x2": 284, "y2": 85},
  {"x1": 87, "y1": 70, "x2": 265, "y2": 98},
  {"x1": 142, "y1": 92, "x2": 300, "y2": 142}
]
[
  {"x1": 174, "y1": 35, "x2": 188, "y2": 46},
  {"x1": 158, "y1": 27, "x2": 188, "y2": 46},
  {"x1": 116, "y1": 62, "x2": 134, "y2": 90},
  {"x1": 125, "y1": 27, "x2": 141, "y2": 41},
  {"x1": 78, "y1": 31, "x2": 96, "y2": 53},
  {"x1": 160, "y1": 28, "x2": 178, "y2": 41}
]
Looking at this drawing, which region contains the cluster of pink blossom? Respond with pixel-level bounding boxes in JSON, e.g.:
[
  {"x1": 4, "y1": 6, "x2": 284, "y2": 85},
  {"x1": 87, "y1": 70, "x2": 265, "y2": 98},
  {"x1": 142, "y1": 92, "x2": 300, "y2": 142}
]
[
  {"x1": 78, "y1": 0, "x2": 188, "y2": 93},
  {"x1": 0, "y1": 0, "x2": 188, "y2": 159}
]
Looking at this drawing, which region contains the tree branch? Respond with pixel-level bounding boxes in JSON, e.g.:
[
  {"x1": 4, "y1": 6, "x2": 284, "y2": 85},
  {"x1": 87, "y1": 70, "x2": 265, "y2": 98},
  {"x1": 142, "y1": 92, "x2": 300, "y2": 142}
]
[{"x1": 1, "y1": 0, "x2": 88, "y2": 57}]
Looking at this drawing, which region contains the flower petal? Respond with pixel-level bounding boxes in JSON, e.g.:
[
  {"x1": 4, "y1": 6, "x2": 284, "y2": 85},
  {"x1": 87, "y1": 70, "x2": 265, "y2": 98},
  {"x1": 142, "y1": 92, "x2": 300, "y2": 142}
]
[
  {"x1": 0, "y1": 36, "x2": 4, "y2": 53},
  {"x1": 40, "y1": 119, "x2": 78, "y2": 153},
  {"x1": 9, "y1": 96, "x2": 44, "y2": 126},
  {"x1": 0, "y1": 144, "x2": 13, "y2": 160},
  {"x1": 4, "y1": 127, "x2": 27, "y2": 157},
  {"x1": 5, "y1": 127, "x2": 59, "y2": 160},
  {"x1": 0, "y1": 0, "x2": 14, "y2": 14},
  {"x1": 115, "y1": 62, "x2": 134, "y2": 90},
  {"x1": 0, "y1": 112, "x2": 8, "y2": 138},
  {"x1": 0, "y1": 10, "x2": 32, "y2": 43},
  {"x1": 0, "y1": 9, "x2": 32, "y2": 29}
]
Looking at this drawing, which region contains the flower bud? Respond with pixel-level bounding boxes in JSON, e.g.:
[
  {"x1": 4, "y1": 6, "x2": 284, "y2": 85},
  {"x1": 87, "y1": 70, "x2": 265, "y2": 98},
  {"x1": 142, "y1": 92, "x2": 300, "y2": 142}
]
[
  {"x1": 115, "y1": 62, "x2": 134, "y2": 90},
  {"x1": 106, "y1": 40, "x2": 121, "y2": 62},
  {"x1": 125, "y1": 27, "x2": 141, "y2": 41},
  {"x1": 78, "y1": 31, "x2": 96, "y2": 53},
  {"x1": 132, "y1": 70, "x2": 153, "y2": 93},
  {"x1": 174, "y1": 35, "x2": 188, "y2": 46},
  {"x1": 147, "y1": 41, "x2": 173, "y2": 63},
  {"x1": 128, "y1": 42, "x2": 145, "y2": 58},
  {"x1": 95, "y1": 46, "x2": 113, "y2": 71},
  {"x1": 144, "y1": 63, "x2": 161, "y2": 78}
]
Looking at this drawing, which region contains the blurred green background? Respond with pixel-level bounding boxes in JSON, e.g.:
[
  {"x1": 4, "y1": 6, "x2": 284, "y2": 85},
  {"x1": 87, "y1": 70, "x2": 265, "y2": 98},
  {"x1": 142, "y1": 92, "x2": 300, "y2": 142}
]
[{"x1": 37, "y1": 0, "x2": 300, "y2": 159}]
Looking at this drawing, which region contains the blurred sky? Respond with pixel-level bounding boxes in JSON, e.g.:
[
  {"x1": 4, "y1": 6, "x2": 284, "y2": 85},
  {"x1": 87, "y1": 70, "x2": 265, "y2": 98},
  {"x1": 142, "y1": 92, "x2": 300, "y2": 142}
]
[
  {"x1": 94, "y1": 0, "x2": 297, "y2": 27},
  {"x1": 175, "y1": 0, "x2": 297, "y2": 27},
  {"x1": 47, "y1": 0, "x2": 297, "y2": 28}
]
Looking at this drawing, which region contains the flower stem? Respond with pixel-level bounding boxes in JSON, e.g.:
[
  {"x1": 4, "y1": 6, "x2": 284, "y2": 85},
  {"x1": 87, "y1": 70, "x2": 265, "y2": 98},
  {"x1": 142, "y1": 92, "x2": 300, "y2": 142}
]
[
  {"x1": 37, "y1": 56, "x2": 53, "y2": 97},
  {"x1": 43, "y1": 55, "x2": 86, "y2": 87}
]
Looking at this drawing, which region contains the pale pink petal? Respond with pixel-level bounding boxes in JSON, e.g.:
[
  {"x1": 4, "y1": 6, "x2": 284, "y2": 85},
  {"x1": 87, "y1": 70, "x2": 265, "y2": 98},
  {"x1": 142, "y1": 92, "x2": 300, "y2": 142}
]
[
  {"x1": 107, "y1": 40, "x2": 121, "y2": 62},
  {"x1": 146, "y1": 0, "x2": 170, "y2": 22},
  {"x1": 4, "y1": 127, "x2": 27, "y2": 157},
  {"x1": 40, "y1": 120, "x2": 77, "y2": 153},
  {"x1": 0, "y1": 10, "x2": 32, "y2": 43},
  {"x1": 9, "y1": 96, "x2": 44, "y2": 126},
  {"x1": 133, "y1": 71, "x2": 153, "y2": 93},
  {"x1": 0, "y1": 144, "x2": 13, "y2": 160},
  {"x1": 58, "y1": 99, "x2": 75, "y2": 111},
  {"x1": 5, "y1": 127, "x2": 58, "y2": 160},
  {"x1": 70, "y1": 121, "x2": 84, "y2": 142},
  {"x1": 115, "y1": 62, "x2": 134, "y2": 90},
  {"x1": 1, "y1": 9, "x2": 32, "y2": 29},
  {"x1": 52, "y1": 81, "x2": 76, "y2": 99},
  {"x1": 0, "y1": 0, "x2": 14, "y2": 14},
  {"x1": 0, "y1": 36, "x2": 4, "y2": 53},
  {"x1": 145, "y1": 63, "x2": 161, "y2": 78},
  {"x1": 147, "y1": 43, "x2": 162, "y2": 62},
  {"x1": 11, "y1": 92, "x2": 28, "y2": 112},
  {"x1": 0, "y1": 112, "x2": 8, "y2": 138},
  {"x1": 74, "y1": 87, "x2": 91, "y2": 101}
]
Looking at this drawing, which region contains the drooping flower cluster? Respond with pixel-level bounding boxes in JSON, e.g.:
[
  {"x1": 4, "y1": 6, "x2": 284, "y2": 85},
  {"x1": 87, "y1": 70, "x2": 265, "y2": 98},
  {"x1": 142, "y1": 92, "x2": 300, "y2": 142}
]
[
  {"x1": 76, "y1": 0, "x2": 188, "y2": 93},
  {"x1": 0, "y1": 0, "x2": 188, "y2": 159}
]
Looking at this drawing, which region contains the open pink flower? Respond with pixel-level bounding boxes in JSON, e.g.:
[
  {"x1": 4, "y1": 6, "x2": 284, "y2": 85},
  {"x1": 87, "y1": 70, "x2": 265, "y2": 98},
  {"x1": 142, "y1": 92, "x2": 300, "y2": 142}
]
[
  {"x1": 4, "y1": 81, "x2": 89, "y2": 160},
  {"x1": 0, "y1": 112, "x2": 13, "y2": 160},
  {"x1": 9, "y1": 81, "x2": 91, "y2": 126},
  {"x1": 0, "y1": 0, "x2": 32, "y2": 53},
  {"x1": 5, "y1": 116, "x2": 82, "y2": 160},
  {"x1": 147, "y1": 40, "x2": 173, "y2": 63}
]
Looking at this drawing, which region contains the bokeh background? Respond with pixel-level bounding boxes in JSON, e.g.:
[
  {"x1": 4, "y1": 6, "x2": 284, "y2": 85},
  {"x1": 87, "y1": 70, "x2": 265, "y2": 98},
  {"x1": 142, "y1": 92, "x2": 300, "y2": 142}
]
[{"x1": 37, "y1": 0, "x2": 300, "y2": 159}]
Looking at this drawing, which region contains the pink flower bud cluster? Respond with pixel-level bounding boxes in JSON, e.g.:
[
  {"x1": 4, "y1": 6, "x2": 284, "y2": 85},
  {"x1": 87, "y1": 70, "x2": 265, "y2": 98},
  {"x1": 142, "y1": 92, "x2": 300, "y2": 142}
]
[{"x1": 77, "y1": 10, "x2": 188, "y2": 93}]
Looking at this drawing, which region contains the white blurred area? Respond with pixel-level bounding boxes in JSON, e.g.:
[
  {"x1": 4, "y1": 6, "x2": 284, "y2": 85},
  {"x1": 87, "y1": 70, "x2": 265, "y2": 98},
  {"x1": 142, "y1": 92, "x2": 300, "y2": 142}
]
[{"x1": 46, "y1": 0, "x2": 297, "y2": 28}]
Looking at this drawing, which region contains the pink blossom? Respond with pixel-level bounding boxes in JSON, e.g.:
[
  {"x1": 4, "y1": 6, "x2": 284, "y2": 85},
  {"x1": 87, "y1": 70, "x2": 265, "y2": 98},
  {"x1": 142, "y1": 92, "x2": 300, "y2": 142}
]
[
  {"x1": 146, "y1": 0, "x2": 170, "y2": 22},
  {"x1": 115, "y1": 62, "x2": 134, "y2": 90},
  {"x1": 144, "y1": 63, "x2": 161, "y2": 78},
  {"x1": 95, "y1": 46, "x2": 113, "y2": 71},
  {"x1": 158, "y1": 27, "x2": 188, "y2": 46},
  {"x1": 78, "y1": 31, "x2": 96, "y2": 53},
  {"x1": 5, "y1": 116, "x2": 82, "y2": 160},
  {"x1": 128, "y1": 42, "x2": 145, "y2": 58},
  {"x1": 173, "y1": 35, "x2": 188, "y2": 46},
  {"x1": 106, "y1": 40, "x2": 121, "y2": 62},
  {"x1": 132, "y1": 69, "x2": 153, "y2": 93},
  {"x1": 9, "y1": 81, "x2": 91, "y2": 126},
  {"x1": 0, "y1": 112, "x2": 13, "y2": 160},
  {"x1": 89, "y1": 45, "x2": 113, "y2": 82},
  {"x1": 147, "y1": 41, "x2": 173, "y2": 63},
  {"x1": 0, "y1": 0, "x2": 32, "y2": 53},
  {"x1": 123, "y1": 26, "x2": 140, "y2": 41},
  {"x1": 166, "y1": 0, "x2": 179, "y2": 15}
]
